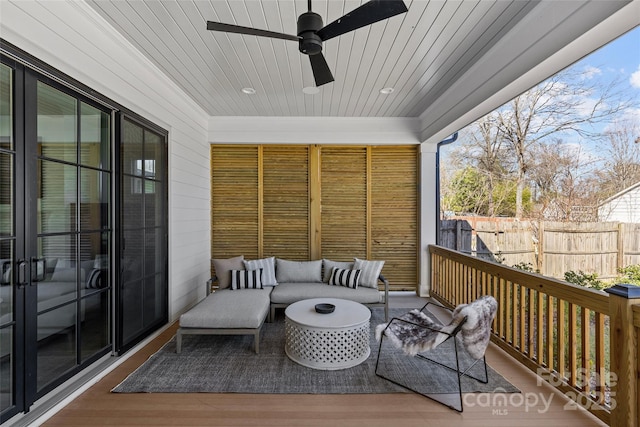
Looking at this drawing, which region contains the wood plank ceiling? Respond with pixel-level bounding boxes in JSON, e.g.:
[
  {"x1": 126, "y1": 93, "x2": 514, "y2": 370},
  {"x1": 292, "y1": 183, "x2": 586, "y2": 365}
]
[{"x1": 86, "y1": 0, "x2": 630, "y2": 119}]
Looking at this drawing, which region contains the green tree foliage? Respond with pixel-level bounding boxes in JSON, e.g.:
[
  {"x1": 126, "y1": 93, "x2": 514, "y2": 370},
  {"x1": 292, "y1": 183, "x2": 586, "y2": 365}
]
[{"x1": 443, "y1": 166, "x2": 531, "y2": 216}]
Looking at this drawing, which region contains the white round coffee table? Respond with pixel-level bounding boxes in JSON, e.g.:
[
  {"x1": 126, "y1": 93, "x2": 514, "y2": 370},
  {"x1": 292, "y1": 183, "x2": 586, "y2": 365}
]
[{"x1": 284, "y1": 298, "x2": 371, "y2": 370}]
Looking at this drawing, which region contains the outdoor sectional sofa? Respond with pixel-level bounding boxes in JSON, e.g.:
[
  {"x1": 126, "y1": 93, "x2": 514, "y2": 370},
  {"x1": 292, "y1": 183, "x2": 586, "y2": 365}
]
[{"x1": 176, "y1": 256, "x2": 389, "y2": 354}]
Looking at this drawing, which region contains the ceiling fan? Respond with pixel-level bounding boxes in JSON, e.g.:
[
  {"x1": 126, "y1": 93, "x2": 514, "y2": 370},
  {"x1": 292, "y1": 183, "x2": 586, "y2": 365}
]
[{"x1": 206, "y1": 0, "x2": 408, "y2": 87}]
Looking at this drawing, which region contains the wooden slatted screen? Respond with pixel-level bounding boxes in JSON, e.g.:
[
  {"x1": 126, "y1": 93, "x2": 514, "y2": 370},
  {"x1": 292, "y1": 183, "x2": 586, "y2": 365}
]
[
  {"x1": 262, "y1": 146, "x2": 310, "y2": 260},
  {"x1": 370, "y1": 146, "x2": 418, "y2": 289},
  {"x1": 320, "y1": 147, "x2": 367, "y2": 260},
  {"x1": 210, "y1": 144, "x2": 418, "y2": 291},
  {"x1": 211, "y1": 145, "x2": 259, "y2": 262}
]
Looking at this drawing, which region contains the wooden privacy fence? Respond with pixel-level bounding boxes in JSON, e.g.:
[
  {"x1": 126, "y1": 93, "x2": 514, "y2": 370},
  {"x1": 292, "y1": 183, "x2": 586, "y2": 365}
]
[
  {"x1": 439, "y1": 218, "x2": 640, "y2": 280},
  {"x1": 429, "y1": 245, "x2": 640, "y2": 426}
]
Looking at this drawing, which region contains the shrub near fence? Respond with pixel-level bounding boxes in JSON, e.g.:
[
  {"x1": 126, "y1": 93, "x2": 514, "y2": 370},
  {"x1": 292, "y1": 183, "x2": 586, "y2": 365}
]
[{"x1": 439, "y1": 218, "x2": 640, "y2": 280}]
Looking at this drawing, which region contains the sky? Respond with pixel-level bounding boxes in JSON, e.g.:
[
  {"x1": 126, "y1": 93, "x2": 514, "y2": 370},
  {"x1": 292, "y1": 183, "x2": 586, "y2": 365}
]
[
  {"x1": 447, "y1": 25, "x2": 640, "y2": 159},
  {"x1": 583, "y1": 25, "x2": 640, "y2": 90},
  {"x1": 554, "y1": 25, "x2": 640, "y2": 162}
]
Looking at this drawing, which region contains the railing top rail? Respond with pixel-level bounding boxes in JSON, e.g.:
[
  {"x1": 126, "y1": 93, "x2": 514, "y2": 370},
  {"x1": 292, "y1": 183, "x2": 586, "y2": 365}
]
[{"x1": 429, "y1": 244, "x2": 610, "y2": 315}]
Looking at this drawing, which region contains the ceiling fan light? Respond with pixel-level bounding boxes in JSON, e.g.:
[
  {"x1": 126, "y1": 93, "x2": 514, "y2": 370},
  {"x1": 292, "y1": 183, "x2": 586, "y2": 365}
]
[
  {"x1": 302, "y1": 86, "x2": 320, "y2": 95},
  {"x1": 379, "y1": 87, "x2": 394, "y2": 95},
  {"x1": 241, "y1": 87, "x2": 256, "y2": 95}
]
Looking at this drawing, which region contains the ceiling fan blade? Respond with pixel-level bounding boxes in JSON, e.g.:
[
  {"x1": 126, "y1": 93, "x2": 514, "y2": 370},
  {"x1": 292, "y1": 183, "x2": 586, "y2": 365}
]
[
  {"x1": 316, "y1": 0, "x2": 408, "y2": 41},
  {"x1": 207, "y1": 21, "x2": 300, "y2": 42},
  {"x1": 309, "y1": 53, "x2": 334, "y2": 87}
]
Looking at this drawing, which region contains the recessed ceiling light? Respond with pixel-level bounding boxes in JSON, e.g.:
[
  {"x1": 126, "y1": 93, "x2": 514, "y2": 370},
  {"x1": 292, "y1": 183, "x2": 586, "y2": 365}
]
[
  {"x1": 379, "y1": 87, "x2": 394, "y2": 95},
  {"x1": 302, "y1": 86, "x2": 320, "y2": 95},
  {"x1": 241, "y1": 87, "x2": 256, "y2": 95}
]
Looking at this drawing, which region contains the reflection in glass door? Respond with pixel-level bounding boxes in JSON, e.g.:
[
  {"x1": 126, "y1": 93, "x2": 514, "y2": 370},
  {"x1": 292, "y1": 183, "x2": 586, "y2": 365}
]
[{"x1": 29, "y1": 79, "x2": 112, "y2": 397}]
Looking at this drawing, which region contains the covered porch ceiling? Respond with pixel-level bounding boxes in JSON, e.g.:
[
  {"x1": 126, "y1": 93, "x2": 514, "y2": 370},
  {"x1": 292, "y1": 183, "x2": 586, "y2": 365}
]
[{"x1": 85, "y1": 0, "x2": 637, "y2": 143}]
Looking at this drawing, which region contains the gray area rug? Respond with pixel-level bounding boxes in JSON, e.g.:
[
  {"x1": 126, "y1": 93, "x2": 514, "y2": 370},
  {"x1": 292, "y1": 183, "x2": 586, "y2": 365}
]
[{"x1": 112, "y1": 308, "x2": 519, "y2": 394}]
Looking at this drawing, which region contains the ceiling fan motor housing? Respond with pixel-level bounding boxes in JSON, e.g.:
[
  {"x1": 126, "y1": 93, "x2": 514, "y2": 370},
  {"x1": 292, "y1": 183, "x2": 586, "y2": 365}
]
[{"x1": 297, "y1": 12, "x2": 323, "y2": 55}]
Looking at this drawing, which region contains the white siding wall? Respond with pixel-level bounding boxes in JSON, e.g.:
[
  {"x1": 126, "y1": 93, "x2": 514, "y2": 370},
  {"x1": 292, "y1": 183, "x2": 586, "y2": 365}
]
[
  {"x1": 2, "y1": 0, "x2": 211, "y2": 320},
  {"x1": 599, "y1": 185, "x2": 640, "y2": 223}
]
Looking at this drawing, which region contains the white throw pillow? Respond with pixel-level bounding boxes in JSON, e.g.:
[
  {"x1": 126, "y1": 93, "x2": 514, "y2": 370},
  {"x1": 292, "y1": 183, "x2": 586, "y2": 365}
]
[
  {"x1": 353, "y1": 257, "x2": 384, "y2": 289},
  {"x1": 243, "y1": 257, "x2": 277, "y2": 286}
]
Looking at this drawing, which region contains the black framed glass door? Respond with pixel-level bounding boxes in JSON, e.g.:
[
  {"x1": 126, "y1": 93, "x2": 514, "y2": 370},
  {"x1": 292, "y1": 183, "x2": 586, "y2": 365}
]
[
  {"x1": 117, "y1": 116, "x2": 167, "y2": 353},
  {"x1": 1, "y1": 62, "x2": 113, "y2": 421}
]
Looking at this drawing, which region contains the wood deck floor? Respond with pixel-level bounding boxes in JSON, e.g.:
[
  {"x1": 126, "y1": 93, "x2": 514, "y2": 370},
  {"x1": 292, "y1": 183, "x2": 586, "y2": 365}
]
[{"x1": 39, "y1": 296, "x2": 606, "y2": 427}]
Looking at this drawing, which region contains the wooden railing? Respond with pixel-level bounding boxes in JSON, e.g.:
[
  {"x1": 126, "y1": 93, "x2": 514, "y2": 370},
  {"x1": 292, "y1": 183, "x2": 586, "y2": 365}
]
[{"x1": 428, "y1": 245, "x2": 640, "y2": 426}]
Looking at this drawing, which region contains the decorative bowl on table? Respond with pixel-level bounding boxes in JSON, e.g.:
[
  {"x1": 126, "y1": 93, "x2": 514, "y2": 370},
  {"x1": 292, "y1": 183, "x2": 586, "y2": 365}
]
[{"x1": 315, "y1": 303, "x2": 335, "y2": 314}]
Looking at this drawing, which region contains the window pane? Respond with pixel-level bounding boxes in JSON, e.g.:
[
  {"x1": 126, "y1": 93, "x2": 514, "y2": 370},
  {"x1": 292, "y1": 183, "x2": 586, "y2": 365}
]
[
  {"x1": 38, "y1": 235, "x2": 78, "y2": 306},
  {"x1": 122, "y1": 175, "x2": 143, "y2": 228},
  {"x1": 0, "y1": 152, "x2": 13, "y2": 237},
  {"x1": 145, "y1": 181, "x2": 163, "y2": 227},
  {"x1": 0, "y1": 64, "x2": 12, "y2": 151},
  {"x1": 80, "y1": 103, "x2": 110, "y2": 170},
  {"x1": 144, "y1": 130, "x2": 163, "y2": 181},
  {"x1": 37, "y1": 82, "x2": 77, "y2": 163},
  {"x1": 122, "y1": 120, "x2": 142, "y2": 176},
  {"x1": 122, "y1": 228, "x2": 143, "y2": 282},
  {"x1": 38, "y1": 160, "x2": 77, "y2": 234},
  {"x1": 80, "y1": 231, "x2": 109, "y2": 290},
  {"x1": 0, "y1": 326, "x2": 13, "y2": 412},
  {"x1": 80, "y1": 290, "x2": 109, "y2": 361},
  {"x1": 37, "y1": 302, "x2": 77, "y2": 392},
  {"x1": 80, "y1": 168, "x2": 109, "y2": 231}
]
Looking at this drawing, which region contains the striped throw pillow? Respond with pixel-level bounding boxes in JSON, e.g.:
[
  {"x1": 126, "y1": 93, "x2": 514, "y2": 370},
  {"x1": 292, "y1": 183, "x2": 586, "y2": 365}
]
[
  {"x1": 328, "y1": 267, "x2": 361, "y2": 289},
  {"x1": 230, "y1": 268, "x2": 263, "y2": 290}
]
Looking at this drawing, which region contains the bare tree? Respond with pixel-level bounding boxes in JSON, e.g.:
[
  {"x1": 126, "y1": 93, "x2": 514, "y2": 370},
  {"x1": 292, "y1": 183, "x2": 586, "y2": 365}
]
[
  {"x1": 594, "y1": 119, "x2": 640, "y2": 198},
  {"x1": 495, "y1": 68, "x2": 634, "y2": 218},
  {"x1": 529, "y1": 139, "x2": 599, "y2": 220}
]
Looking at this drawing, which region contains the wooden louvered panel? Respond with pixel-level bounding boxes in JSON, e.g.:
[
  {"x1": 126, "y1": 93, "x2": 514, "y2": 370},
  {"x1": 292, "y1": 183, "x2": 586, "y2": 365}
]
[
  {"x1": 371, "y1": 146, "x2": 418, "y2": 290},
  {"x1": 262, "y1": 146, "x2": 309, "y2": 260},
  {"x1": 210, "y1": 146, "x2": 259, "y2": 264},
  {"x1": 320, "y1": 147, "x2": 367, "y2": 261}
]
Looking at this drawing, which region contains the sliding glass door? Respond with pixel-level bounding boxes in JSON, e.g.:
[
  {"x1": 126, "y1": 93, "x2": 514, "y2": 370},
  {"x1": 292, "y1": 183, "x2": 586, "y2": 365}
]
[
  {"x1": 1, "y1": 61, "x2": 113, "y2": 421},
  {"x1": 117, "y1": 116, "x2": 167, "y2": 353},
  {"x1": 0, "y1": 46, "x2": 168, "y2": 422}
]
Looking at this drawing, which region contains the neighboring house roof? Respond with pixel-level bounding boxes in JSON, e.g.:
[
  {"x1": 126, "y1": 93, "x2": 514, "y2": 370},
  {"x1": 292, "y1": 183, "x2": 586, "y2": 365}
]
[{"x1": 598, "y1": 181, "x2": 640, "y2": 207}]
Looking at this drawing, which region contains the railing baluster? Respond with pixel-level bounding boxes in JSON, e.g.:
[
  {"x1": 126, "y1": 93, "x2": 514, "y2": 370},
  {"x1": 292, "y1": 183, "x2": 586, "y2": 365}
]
[
  {"x1": 558, "y1": 299, "x2": 566, "y2": 380},
  {"x1": 581, "y1": 307, "x2": 590, "y2": 394},
  {"x1": 547, "y1": 296, "x2": 554, "y2": 372},
  {"x1": 595, "y1": 312, "x2": 606, "y2": 404},
  {"x1": 528, "y1": 287, "x2": 535, "y2": 357},
  {"x1": 568, "y1": 302, "x2": 577, "y2": 388},
  {"x1": 537, "y1": 290, "x2": 544, "y2": 363}
]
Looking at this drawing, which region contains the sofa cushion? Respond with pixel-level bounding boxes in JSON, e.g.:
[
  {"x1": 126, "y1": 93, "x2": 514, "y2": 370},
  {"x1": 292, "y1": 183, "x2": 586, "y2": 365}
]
[
  {"x1": 230, "y1": 269, "x2": 263, "y2": 290},
  {"x1": 179, "y1": 288, "x2": 272, "y2": 329},
  {"x1": 328, "y1": 267, "x2": 361, "y2": 289},
  {"x1": 212, "y1": 255, "x2": 244, "y2": 289},
  {"x1": 276, "y1": 259, "x2": 322, "y2": 283},
  {"x1": 244, "y1": 257, "x2": 277, "y2": 286},
  {"x1": 322, "y1": 259, "x2": 354, "y2": 283},
  {"x1": 270, "y1": 282, "x2": 381, "y2": 304},
  {"x1": 353, "y1": 258, "x2": 385, "y2": 289}
]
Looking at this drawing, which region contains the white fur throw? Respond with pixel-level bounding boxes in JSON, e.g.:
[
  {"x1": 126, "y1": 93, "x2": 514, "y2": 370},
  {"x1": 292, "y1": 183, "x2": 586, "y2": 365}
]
[{"x1": 376, "y1": 296, "x2": 498, "y2": 359}]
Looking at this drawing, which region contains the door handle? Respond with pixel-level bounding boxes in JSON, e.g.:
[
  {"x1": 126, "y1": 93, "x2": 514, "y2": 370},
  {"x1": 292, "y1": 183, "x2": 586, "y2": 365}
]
[{"x1": 17, "y1": 259, "x2": 28, "y2": 287}]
